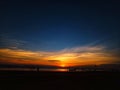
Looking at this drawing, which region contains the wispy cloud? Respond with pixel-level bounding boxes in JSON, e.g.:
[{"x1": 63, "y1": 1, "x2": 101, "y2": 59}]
[
  {"x1": 0, "y1": 34, "x2": 26, "y2": 49},
  {"x1": 0, "y1": 45, "x2": 119, "y2": 66}
]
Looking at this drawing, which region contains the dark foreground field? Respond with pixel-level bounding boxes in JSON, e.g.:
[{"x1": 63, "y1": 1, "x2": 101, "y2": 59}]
[{"x1": 0, "y1": 71, "x2": 120, "y2": 90}]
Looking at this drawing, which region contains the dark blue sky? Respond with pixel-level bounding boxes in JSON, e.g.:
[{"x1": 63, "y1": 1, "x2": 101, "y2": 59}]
[{"x1": 0, "y1": 0, "x2": 120, "y2": 51}]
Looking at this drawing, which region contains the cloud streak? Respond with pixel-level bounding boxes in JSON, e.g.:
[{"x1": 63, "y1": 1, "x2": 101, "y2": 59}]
[{"x1": 0, "y1": 45, "x2": 119, "y2": 66}]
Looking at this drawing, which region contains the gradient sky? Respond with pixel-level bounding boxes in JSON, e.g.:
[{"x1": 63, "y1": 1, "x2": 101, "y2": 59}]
[{"x1": 0, "y1": 0, "x2": 120, "y2": 67}]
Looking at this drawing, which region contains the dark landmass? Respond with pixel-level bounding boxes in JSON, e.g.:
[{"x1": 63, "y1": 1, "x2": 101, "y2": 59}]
[{"x1": 0, "y1": 71, "x2": 120, "y2": 90}]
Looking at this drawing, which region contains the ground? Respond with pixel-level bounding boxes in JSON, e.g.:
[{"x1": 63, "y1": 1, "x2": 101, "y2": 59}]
[{"x1": 0, "y1": 71, "x2": 120, "y2": 90}]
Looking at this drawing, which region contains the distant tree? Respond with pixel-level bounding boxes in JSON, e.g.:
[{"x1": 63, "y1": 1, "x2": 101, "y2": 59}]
[
  {"x1": 36, "y1": 67, "x2": 39, "y2": 72},
  {"x1": 94, "y1": 65, "x2": 97, "y2": 71}
]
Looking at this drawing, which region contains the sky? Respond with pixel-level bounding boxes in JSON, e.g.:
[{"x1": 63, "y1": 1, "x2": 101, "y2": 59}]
[{"x1": 0, "y1": 0, "x2": 120, "y2": 67}]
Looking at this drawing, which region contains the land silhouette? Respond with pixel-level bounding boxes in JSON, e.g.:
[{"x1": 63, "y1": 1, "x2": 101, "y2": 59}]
[{"x1": 0, "y1": 64, "x2": 120, "y2": 90}]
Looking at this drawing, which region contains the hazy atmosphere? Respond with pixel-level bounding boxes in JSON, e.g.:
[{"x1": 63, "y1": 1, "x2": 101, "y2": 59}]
[
  {"x1": 1, "y1": 1, "x2": 120, "y2": 90},
  {"x1": 0, "y1": 0, "x2": 120, "y2": 67}
]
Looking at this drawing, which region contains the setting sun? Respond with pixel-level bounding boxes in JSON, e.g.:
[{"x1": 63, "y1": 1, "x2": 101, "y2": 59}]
[{"x1": 60, "y1": 64, "x2": 66, "y2": 67}]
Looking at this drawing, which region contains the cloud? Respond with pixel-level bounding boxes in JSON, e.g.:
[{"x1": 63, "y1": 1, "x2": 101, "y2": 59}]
[
  {"x1": 0, "y1": 45, "x2": 119, "y2": 66},
  {"x1": 0, "y1": 35, "x2": 26, "y2": 49},
  {"x1": 47, "y1": 60, "x2": 61, "y2": 63}
]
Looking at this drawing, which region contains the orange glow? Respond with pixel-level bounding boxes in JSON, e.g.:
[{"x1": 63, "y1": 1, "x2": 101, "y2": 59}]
[
  {"x1": 60, "y1": 64, "x2": 66, "y2": 67},
  {"x1": 0, "y1": 46, "x2": 118, "y2": 67}
]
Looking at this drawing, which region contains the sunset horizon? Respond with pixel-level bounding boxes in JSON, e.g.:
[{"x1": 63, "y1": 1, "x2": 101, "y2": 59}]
[
  {"x1": 0, "y1": 1, "x2": 120, "y2": 90},
  {"x1": 0, "y1": 44, "x2": 119, "y2": 67},
  {"x1": 0, "y1": 0, "x2": 120, "y2": 69}
]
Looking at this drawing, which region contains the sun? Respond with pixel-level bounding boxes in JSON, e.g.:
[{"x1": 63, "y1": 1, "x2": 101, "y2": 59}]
[{"x1": 60, "y1": 64, "x2": 65, "y2": 67}]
